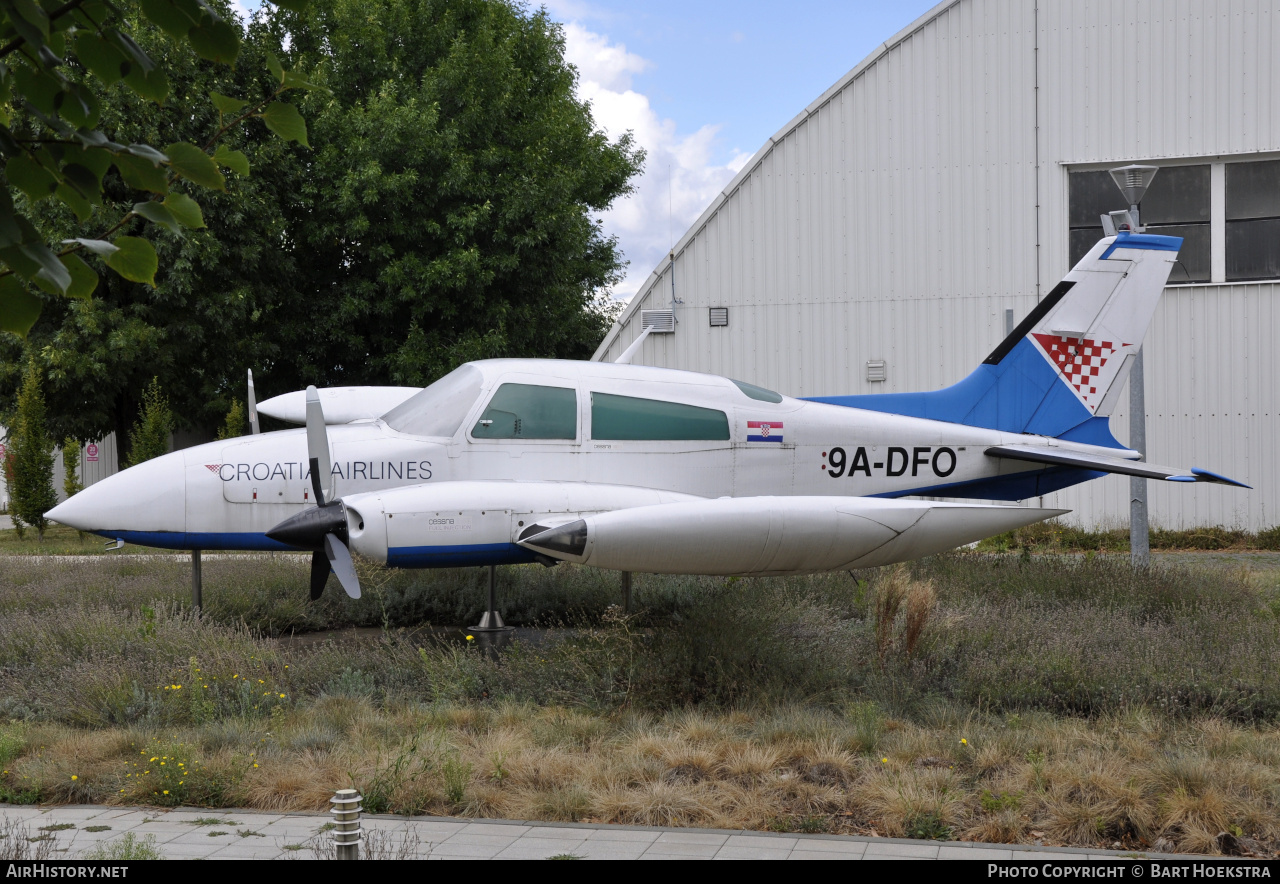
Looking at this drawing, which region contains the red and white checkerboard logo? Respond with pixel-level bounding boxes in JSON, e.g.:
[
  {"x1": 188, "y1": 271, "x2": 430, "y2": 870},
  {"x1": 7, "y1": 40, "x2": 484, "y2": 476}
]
[
  {"x1": 205, "y1": 464, "x2": 221, "y2": 474},
  {"x1": 1032, "y1": 334, "x2": 1128, "y2": 408}
]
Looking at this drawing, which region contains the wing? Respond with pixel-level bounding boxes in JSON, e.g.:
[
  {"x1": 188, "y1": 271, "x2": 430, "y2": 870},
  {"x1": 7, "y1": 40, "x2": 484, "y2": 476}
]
[{"x1": 985, "y1": 444, "x2": 1250, "y2": 488}]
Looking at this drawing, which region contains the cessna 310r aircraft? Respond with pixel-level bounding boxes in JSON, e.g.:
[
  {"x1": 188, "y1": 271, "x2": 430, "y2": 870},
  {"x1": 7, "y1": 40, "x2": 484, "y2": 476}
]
[{"x1": 47, "y1": 230, "x2": 1248, "y2": 601}]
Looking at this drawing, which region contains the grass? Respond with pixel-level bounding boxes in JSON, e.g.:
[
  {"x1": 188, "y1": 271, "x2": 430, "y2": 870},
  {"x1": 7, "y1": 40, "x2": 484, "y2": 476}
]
[
  {"x1": 0, "y1": 524, "x2": 174, "y2": 556},
  {"x1": 0, "y1": 816, "x2": 60, "y2": 860},
  {"x1": 0, "y1": 552, "x2": 1277, "y2": 856},
  {"x1": 81, "y1": 832, "x2": 163, "y2": 860},
  {"x1": 978, "y1": 520, "x2": 1280, "y2": 553}
]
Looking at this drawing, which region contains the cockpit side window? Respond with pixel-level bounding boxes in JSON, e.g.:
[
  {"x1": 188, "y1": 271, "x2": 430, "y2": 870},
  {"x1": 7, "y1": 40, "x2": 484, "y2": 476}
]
[
  {"x1": 591, "y1": 392, "x2": 730, "y2": 441},
  {"x1": 730, "y1": 378, "x2": 784, "y2": 403},
  {"x1": 472, "y1": 383, "x2": 577, "y2": 439},
  {"x1": 383, "y1": 364, "x2": 484, "y2": 437}
]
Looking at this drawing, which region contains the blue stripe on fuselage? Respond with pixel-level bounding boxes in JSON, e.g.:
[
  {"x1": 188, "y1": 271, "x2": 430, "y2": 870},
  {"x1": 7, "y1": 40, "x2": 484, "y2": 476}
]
[
  {"x1": 91, "y1": 530, "x2": 300, "y2": 551},
  {"x1": 93, "y1": 530, "x2": 543, "y2": 568},
  {"x1": 387, "y1": 543, "x2": 540, "y2": 568}
]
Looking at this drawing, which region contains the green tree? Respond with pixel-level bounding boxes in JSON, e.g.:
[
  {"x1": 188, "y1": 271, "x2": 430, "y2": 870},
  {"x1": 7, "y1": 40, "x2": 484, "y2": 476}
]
[
  {"x1": 216, "y1": 398, "x2": 244, "y2": 439},
  {"x1": 61, "y1": 436, "x2": 84, "y2": 539},
  {"x1": 0, "y1": 6, "x2": 314, "y2": 460},
  {"x1": 2, "y1": 438, "x2": 22, "y2": 537},
  {"x1": 9, "y1": 360, "x2": 56, "y2": 539},
  {"x1": 61, "y1": 436, "x2": 82, "y2": 498},
  {"x1": 0, "y1": 0, "x2": 313, "y2": 338},
  {"x1": 263, "y1": 0, "x2": 641, "y2": 388},
  {"x1": 4, "y1": 0, "x2": 642, "y2": 451},
  {"x1": 126, "y1": 375, "x2": 171, "y2": 465}
]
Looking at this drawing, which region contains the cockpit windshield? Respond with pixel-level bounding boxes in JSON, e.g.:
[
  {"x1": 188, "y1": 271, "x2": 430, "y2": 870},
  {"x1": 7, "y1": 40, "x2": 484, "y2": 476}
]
[{"x1": 383, "y1": 364, "x2": 484, "y2": 437}]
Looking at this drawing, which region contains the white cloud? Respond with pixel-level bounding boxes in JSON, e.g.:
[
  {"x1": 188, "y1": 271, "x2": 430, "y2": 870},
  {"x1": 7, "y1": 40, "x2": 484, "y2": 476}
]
[
  {"x1": 560, "y1": 23, "x2": 747, "y2": 299},
  {"x1": 229, "y1": 0, "x2": 255, "y2": 25}
]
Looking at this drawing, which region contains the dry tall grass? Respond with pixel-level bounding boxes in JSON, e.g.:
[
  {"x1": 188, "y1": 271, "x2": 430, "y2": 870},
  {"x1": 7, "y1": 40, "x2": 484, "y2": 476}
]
[
  {"x1": 2, "y1": 702, "x2": 1277, "y2": 854},
  {"x1": 0, "y1": 552, "x2": 1278, "y2": 855}
]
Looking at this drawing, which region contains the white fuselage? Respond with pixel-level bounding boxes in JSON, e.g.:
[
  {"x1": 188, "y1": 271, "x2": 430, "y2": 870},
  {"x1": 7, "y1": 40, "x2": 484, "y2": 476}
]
[{"x1": 50, "y1": 359, "x2": 1081, "y2": 569}]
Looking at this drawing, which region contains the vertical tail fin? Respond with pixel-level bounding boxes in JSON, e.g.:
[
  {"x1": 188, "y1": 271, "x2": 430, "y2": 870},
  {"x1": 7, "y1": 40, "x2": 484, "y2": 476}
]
[{"x1": 809, "y1": 232, "x2": 1182, "y2": 444}]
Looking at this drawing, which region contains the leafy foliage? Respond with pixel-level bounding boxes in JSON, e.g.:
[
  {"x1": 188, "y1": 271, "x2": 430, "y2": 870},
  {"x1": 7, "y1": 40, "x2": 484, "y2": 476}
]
[
  {"x1": 216, "y1": 398, "x2": 243, "y2": 440},
  {"x1": 8, "y1": 360, "x2": 56, "y2": 538},
  {"x1": 265, "y1": 0, "x2": 641, "y2": 390},
  {"x1": 0, "y1": 0, "x2": 315, "y2": 337},
  {"x1": 125, "y1": 375, "x2": 170, "y2": 465},
  {"x1": 59, "y1": 438, "x2": 82, "y2": 538},
  {"x1": 2, "y1": 0, "x2": 640, "y2": 458}
]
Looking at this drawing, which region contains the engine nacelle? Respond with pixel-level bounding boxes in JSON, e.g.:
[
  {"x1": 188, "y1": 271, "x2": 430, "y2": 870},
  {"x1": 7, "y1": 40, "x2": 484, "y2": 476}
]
[{"x1": 341, "y1": 481, "x2": 703, "y2": 568}]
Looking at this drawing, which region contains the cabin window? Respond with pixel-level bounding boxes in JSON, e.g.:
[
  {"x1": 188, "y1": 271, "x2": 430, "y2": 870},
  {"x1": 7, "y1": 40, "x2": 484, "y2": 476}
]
[
  {"x1": 383, "y1": 364, "x2": 483, "y2": 438},
  {"x1": 472, "y1": 383, "x2": 577, "y2": 439},
  {"x1": 1226, "y1": 160, "x2": 1280, "y2": 281},
  {"x1": 591, "y1": 393, "x2": 730, "y2": 441},
  {"x1": 731, "y1": 378, "x2": 783, "y2": 403}
]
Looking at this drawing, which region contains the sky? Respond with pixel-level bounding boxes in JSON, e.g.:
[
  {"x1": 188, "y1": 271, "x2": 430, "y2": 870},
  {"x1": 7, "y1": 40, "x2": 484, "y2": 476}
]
[{"x1": 541, "y1": 0, "x2": 939, "y2": 297}]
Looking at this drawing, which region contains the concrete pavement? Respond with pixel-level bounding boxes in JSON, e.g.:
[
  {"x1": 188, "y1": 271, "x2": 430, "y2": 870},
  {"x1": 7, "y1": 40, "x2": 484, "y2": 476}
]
[{"x1": 1, "y1": 805, "x2": 1190, "y2": 860}]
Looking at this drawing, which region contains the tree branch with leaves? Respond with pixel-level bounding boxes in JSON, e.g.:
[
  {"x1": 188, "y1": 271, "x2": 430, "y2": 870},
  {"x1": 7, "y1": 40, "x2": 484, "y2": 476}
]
[{"x1": 0, "y1": 0, "x2": 318, "y2": 336}]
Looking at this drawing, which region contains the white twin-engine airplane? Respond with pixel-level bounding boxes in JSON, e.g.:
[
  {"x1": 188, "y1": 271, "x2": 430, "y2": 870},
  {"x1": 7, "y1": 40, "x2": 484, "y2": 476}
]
[{"x1": 48, "y1": 232, "x2": 1247, "y2": 599}]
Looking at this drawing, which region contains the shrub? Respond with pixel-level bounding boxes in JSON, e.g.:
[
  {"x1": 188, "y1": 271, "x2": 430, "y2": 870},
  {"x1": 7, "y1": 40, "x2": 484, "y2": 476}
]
[
  {"x1": 126, "y1": 378, "x2": 173, "y2": 467},
  {"x1": 217, "y1": 401, "x2": 246, "y2": 441},
  {"x1": 8, "y1": 361, "x2": 56, "y2": 540}
]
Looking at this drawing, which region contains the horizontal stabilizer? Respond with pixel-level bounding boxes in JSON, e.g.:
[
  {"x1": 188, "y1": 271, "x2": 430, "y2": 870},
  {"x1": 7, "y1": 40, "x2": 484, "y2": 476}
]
[{"x1": 985, "y1": 445, "x2": 1250, "y2": 488}]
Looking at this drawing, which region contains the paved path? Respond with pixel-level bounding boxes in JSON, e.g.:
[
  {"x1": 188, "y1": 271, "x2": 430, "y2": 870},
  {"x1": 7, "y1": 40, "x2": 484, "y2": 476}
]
[{"x1": 2, "y1": 805, "x2": 1188, "y2": 860}]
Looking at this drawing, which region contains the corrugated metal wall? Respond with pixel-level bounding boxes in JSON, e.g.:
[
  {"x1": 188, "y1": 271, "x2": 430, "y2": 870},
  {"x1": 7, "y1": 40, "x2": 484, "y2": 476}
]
[{"x1": 594, "y1": 0, "x2": 1280, "y2": 530}]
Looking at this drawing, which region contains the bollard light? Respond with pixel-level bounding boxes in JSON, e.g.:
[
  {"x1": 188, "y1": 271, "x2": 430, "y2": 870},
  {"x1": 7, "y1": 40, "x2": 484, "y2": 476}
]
[{"x1": 330, "y1": 788, "x2": 363, "y2": 860}]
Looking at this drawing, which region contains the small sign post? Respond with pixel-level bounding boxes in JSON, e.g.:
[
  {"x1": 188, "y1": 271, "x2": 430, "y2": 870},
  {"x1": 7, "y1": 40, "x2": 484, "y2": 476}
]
[{"x1": 86, "y1": 443, "x2": 99, "y2": 463}]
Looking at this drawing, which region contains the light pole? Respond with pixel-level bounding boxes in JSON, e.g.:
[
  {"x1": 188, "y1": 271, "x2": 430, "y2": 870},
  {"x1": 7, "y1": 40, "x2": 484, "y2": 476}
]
[{"x1": 1107, "y1": 165, "x2": 1159, "y2": 569}]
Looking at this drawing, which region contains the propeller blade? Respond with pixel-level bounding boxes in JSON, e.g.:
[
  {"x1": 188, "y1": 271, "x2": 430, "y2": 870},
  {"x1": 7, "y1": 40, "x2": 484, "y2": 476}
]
[
  {"x1": 305, "y1": 385, "x2": 333, "y2": 505},
  {"x1": 247, "y1": 369, "x2": 260, "y2": 435},
  {"x1": 309, "y1": 550, "x2": 329, "y2": 600},
  {"x1": 324, "y1": 533, "x2": 361, "y2": 599}
]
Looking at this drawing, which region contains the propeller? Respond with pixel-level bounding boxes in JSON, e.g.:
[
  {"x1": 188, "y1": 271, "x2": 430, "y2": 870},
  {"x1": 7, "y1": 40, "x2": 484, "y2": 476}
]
[
  {"x1": 265, "y1": 385, "x2": 362, "y2": 600},
  {"x1": 247, "y1": 369, "x2": 260, "y2": 435}
]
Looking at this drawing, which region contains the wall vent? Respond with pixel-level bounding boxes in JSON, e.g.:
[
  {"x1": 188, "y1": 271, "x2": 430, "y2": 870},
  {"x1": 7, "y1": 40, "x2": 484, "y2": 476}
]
[
  {"x1": 640, "y1": 309, "x2": 676, "y2": 333},
  {"x1": 708, "y1": 307, "x2": 729, "y2": 327},
  {"x1": 866, "y1": 359, "x2": 887, "y2": 383}
]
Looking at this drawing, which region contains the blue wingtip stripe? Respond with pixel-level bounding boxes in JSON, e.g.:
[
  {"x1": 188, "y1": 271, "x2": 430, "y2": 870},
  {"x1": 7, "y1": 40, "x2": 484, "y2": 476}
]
[
  {"x1": 1100, "y1": 232, "x2": 1183, "y2": 259},
  {"x1": 1190, "y1": 467, "x2": 1252, "y2": 489}
]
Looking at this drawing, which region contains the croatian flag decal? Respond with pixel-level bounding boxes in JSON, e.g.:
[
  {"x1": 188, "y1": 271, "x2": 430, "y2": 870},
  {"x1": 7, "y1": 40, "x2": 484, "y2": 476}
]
[{"x1": 747, "y1": 421, "x2": 784, "y2": 442}]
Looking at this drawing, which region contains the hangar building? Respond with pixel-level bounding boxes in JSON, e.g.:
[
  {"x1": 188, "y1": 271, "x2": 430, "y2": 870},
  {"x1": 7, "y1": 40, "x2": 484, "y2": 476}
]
[{"x1": 592, "y1": 0, "x2": 1280, "y2": 530}]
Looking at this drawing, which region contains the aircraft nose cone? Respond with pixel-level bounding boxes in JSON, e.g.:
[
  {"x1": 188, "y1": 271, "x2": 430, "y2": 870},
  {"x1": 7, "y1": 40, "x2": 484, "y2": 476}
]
[{"x1": 45, "y1": 451, "x2": 187, "y2": 536}]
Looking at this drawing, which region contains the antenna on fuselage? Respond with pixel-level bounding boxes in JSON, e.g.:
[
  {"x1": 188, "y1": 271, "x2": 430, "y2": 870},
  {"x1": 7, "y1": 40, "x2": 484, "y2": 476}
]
[{"x1": 247, "y1": 369, "x2": 261, "y2": 435}]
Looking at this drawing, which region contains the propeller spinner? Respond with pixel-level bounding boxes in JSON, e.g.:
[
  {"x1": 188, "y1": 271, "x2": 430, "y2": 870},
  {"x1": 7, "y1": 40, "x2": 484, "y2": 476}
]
[{"x1": 265, "y1": 385, "x2": 362, "y2": 600}]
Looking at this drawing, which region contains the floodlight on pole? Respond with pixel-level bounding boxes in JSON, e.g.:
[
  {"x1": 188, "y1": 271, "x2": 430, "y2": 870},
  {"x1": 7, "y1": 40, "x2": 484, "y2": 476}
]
[{"x1": 1108, "y1": 164, "x2": 1159, "y2": 229}]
